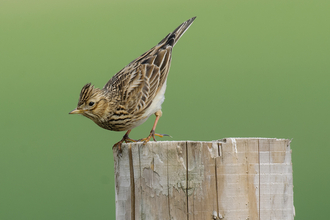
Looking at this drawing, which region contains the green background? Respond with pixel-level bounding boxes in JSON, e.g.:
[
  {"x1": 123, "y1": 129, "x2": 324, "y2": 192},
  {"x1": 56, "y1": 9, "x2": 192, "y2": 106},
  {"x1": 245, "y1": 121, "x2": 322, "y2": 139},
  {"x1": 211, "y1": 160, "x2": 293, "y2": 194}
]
[{"x1": 1, "y1": 0, "x2": 329, "y2": 219}]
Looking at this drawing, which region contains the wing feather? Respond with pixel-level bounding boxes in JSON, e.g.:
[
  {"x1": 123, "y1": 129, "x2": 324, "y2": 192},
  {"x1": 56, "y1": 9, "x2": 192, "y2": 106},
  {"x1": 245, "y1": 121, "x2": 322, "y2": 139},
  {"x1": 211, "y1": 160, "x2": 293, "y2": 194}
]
[{"x1": 102, "y1": 17, "x2": 196, "y2": 115}]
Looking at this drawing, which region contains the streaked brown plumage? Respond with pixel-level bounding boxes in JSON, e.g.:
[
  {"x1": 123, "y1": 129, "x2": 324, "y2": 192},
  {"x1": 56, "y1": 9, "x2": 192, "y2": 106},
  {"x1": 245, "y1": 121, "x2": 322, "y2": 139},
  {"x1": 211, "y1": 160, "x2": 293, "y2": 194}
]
[{"x1": 70, "y1": 17, "x2": 196, "y2": 150}]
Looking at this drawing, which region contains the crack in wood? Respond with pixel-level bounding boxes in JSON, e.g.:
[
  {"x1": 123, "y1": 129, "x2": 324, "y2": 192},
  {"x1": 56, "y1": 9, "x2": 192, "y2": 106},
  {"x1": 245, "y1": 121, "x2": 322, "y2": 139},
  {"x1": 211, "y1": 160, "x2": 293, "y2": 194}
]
[
  {"x1": 129, "y1": 144, "x2": 135, "y2": 220},
  {"x1": 258, "y1": 140, "x2": 260, "y2": 220},
  {"x1": 186, "y1": 141, "x2": 189, "y2": 220},
  {"x1": 215, "y1": 153, "x2": 220, "y2": 220},
  {"x1": 167, "y1": 143, "x2": 171, "y2": 219},
  {"x1": 138, "y1": 145, "x2": 143, "y2": 220}
]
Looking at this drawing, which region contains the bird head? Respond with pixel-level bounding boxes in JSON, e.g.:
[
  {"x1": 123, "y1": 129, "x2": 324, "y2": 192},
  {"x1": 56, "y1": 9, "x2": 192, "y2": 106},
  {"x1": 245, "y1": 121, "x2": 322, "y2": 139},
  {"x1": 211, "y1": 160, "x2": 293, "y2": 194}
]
[{"x1": 69, "y1": 83, "x2": 106, "y2": 120}]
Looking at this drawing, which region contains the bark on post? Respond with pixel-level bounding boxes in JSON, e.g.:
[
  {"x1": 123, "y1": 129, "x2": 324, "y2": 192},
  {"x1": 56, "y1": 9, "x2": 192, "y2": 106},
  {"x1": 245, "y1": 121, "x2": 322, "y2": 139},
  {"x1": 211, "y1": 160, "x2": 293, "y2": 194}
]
[{"x1": 113, "y1": 138, "x2": 295, "y2": 220}]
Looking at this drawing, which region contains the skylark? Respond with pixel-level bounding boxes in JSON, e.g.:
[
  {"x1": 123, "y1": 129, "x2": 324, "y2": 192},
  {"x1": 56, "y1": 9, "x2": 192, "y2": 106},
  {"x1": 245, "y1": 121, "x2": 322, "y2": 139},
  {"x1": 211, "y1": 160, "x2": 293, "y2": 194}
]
[{"x1": 70, "y1": 17, "x2": 196, "y2": 150}]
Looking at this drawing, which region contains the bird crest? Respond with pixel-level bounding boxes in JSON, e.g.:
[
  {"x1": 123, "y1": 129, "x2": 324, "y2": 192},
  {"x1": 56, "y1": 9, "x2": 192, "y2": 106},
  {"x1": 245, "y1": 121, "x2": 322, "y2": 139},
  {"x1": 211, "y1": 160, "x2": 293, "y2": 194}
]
[{"x1": 78, "y1": 83, "x2": 94, "y2": 106}]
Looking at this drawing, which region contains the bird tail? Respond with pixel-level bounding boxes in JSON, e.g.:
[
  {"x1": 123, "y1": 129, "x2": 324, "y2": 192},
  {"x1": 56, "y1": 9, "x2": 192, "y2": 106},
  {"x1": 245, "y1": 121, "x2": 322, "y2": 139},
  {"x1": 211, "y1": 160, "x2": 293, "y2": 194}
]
[{"x1": 158, "y1": 17, "x2": 196, "y2": 47}]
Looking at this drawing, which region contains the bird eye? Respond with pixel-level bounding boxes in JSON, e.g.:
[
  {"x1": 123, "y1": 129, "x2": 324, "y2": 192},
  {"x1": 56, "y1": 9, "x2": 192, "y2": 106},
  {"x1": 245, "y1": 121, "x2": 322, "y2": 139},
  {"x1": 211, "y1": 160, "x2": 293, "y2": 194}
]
[{"x1": 89, "y1": 101, "x2": 95, "y2": 106}]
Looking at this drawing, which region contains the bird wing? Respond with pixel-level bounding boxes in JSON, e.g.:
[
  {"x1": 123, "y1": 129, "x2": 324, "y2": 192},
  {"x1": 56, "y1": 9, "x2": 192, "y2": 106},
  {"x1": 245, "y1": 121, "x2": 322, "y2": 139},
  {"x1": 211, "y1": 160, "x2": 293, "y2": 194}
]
[{"x1": 103, "y1": 17, "x2": 196, "y2": 114}]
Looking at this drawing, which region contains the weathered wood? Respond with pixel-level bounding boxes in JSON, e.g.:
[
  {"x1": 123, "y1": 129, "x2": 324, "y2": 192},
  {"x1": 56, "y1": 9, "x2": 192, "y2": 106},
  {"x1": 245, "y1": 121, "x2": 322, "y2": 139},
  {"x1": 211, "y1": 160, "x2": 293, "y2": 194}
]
[
  {"x1": 216, "y1": 138, "x2": 260, "y2": 219},
  {"x1": 187, "y1": 141, "x2": 219, "y2": 219},
  {"x1": 113, "y1": 138, "x2": 295, "y2": 220}
]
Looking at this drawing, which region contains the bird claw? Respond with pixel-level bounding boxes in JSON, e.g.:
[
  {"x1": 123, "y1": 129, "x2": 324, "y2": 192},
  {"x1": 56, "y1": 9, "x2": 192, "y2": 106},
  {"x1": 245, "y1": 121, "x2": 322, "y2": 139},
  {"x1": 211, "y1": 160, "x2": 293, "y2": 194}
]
[
  {"x1": 112, "y1": 141, "x2": 123, "y2": 153},
  {"x1": 113, "y1": 134, "x2": 137, "y2": 153},
  {"x1": 155, "y1": 133, "x2": 171, "y2": 138},
  {"x1": 124, "y1": 138, "x2": 138, "y2": 143},
  {"x1": 138, "y1": 130, "x2": 171, "y2": 145}
]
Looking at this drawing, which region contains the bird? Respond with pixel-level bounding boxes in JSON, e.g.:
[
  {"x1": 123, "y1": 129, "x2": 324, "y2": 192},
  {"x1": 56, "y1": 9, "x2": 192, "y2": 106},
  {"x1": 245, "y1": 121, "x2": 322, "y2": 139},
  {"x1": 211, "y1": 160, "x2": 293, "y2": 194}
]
[{"x1": 69, "y1": 17, "x2": 196, "y2": 151}]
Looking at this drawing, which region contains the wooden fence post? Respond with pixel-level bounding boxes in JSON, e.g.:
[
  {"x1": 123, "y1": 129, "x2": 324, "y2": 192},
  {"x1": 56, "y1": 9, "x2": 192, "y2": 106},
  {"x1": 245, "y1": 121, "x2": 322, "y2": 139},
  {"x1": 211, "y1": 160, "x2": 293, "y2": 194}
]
[{"x1": 113, "y1": 138, "x2": 295, "y2": 220}]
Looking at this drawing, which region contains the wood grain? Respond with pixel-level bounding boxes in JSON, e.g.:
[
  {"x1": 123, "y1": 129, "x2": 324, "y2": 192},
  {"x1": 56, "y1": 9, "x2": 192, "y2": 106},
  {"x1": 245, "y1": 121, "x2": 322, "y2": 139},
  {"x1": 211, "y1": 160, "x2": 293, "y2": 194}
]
[{"x1": 113, "y1": 139, "x2": 295, "y2": 220}]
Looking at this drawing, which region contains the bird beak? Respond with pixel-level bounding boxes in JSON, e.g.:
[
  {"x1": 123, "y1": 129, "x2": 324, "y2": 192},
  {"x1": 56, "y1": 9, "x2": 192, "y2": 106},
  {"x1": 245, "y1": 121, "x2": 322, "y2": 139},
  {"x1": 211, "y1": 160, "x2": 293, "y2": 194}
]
[{"x1": 69, "y1": 108, "x2": 84, "y2": 114}]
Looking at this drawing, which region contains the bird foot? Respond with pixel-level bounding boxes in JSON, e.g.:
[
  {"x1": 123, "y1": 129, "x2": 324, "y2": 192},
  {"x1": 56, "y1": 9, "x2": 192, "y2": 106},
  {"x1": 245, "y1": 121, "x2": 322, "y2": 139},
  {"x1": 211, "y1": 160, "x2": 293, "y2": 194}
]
[
  {"x1": 113, "y1": 134, "x2": 137, "y2": 152},
  {"x1": 138, "y1": 130, "x2": 170, "y2": 145}
]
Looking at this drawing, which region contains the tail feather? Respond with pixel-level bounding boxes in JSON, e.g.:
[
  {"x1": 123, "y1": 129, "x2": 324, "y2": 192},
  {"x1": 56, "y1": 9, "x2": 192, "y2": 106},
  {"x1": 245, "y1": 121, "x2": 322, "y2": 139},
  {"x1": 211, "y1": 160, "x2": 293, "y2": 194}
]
[
  {"x1": 159, "y1": 17, "x2": 196, "y2": 47},
  {"x1": 171, "y1": 16, "x2": 196, "y2": 45}
]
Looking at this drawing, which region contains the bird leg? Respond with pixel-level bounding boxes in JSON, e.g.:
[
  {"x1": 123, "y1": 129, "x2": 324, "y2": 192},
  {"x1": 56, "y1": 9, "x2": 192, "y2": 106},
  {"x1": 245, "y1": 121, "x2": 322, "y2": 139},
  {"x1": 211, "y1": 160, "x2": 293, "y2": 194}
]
[
  {"x1": 113, "y1": 130, "x2": 137, "y2": 152},
  {"x1": 139, "y1": 110, "x2": 170, "y2": 144}
]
